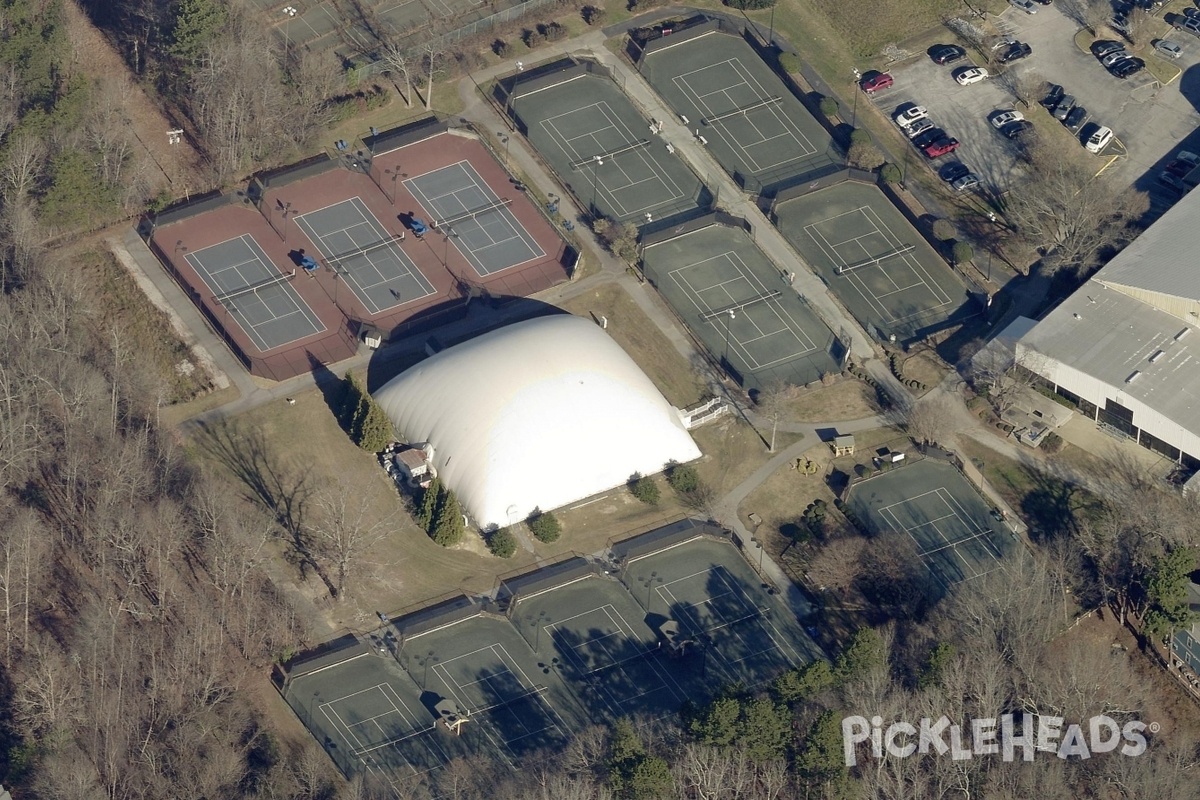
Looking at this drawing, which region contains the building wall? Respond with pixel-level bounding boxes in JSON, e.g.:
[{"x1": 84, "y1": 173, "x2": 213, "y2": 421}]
[{"x1": 1017, "y1": 345, "x2": 1200, "y2": 463}]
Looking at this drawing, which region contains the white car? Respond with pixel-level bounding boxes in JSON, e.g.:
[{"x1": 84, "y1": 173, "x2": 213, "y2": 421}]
[
  {"x1": 955, "y1": 67, "x2": 989, "y2": 86},
  {"x1": 990, "y1": 110, "x2": 1024, "y2": 129},
  {"x1": 894, "y1": 106, "x2": 929, "y2": 127},
  {"x1": 1010, "y1": 0, "x2": 1037, "y2": 13},
  {"x1": 1085, "y1": 126, "x2": 1114, "y2": 153},
  {"x1": 951, "y1": 173, "x2": 981, "y2": 192},
  {"x1": 1101, "y1": 50, "x2": 1131, "y2": 68},
  {"x1": 905, "y1": 118, "x2": 935, "y2": 139}
]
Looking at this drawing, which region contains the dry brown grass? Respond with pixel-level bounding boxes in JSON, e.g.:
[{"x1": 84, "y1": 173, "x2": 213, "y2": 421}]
[
  {"x1": 691, "y1": 415, "x2": 800, "y2": 498},
  {"x1": 780, "y1": 378, "x2": 881, "y2": 422},
  {"x1": 740, "y1": 441, "x2": 840, "y2": 542},
  {"x1": 559, "y1": 282, "x2": 706, "y2": 408},
  {"x1": 900, "y1": 351, "x2": 947, "y2": 397}
]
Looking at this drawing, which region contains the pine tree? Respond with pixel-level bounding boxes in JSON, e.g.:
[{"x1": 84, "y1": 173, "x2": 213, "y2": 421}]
[
  {"x1": 417, "y1": 478, "x2": 441, "y2": 532},
  {"x1": 357, "y1": 397, "x2": 394, "y2": 452},
  {"x1": 168, "y1": 0, "x2": 227, "y2": 68},
  {"x1": 339, "y1": 374, "x2": 363, "y2": 432},
  {"x1": 432, "y1": 490, "x2": 464, "y2": 546}
]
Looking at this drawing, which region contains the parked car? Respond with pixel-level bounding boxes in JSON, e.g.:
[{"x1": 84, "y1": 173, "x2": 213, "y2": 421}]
[
  {"x1": 990, "y1": 109, "x2": 1025, "y2": 129},
  {"x1": 999, "y1": 42, "x2": 1033, "y2": 63},
  {"x1": 1042, "y1": 83, "x2": 1065, "y2": 108},
  {"x1": 923, "y1": 138, "x2": 961, "y2": 158},
  {"x1": 1158, "y1": 172, "x2": 1189, "y2": 193},
  {"x1": 1001, "y1": 120, "x2": 1034, "y2": 140},
  {"x1": 1084, "y1": 125, "x2": 1114, "y2": 153},
  {"x1": 861, "y1": 72, "x2": 894, "y2": 93},
  {"x1": 1010, "y1": 0, "x2": 1038, "y2": 13},
  {"x1": 1101, "y1": 50, "x2": 1131, "y2": 68},
  {"x1": 906, "y1": 118, "x2": 936, "y2": 139},
  {"x1": 1164, "y1": 151, "x2": 1200, "y2": 177},
  {"x1": 912, "y1": 127, "x2": 947, "y2": 148},
  {"x1": 1091, "y1": 40, "x2": 1126, "y2": 58},
  {"x1": 939, "y1": 162, "x2": 971, "y2": 182},
  {"x1": 894, "y1": 105, "x2": 929, "y2": 127},
  {"x1": 991, "y1": 36, "x2": 1018, "y2": 51},
  {"x1": 951, "y1": 173, "x2": 981, "y2": 191},
  {"x1": 1155, "y1": 39, "x2": 1183, "y2": 58},
  {"x1": 955, "y1": 67, "x2": 989, "y2": 85},
  {"x1": 1112, "y1": 58, "x2": 1145, "y2": 78},
  {"x1": 1053, "y1": 95, "x2": 1076, "y2": 121},
  {"x1": 1174, "y1": 17, "x2": 1200, "y2": 38},
  {"x1": 929, "y1": 44, "x2": 967, "y2": 64},
  {"x1": 1111, "y1": 15, "x2": 1131, "y2": 36},
  {"x1": 1064, "y1": 105, "x2": 1088, "y2": 132}
]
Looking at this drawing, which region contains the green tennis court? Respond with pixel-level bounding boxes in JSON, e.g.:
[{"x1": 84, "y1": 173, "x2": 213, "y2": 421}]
[
  {"x1": 774, "y1": 181, "x2": 972, "y2": 342},
  {"x1": 508, "y1": 67, "x2": 706, "y2": 223},
  {"x1": 641, "y1": 30, "x2": 839, "y2": 190},
  {"x1": 642, "y1": 222, "x2": 841, "y2": 389}
]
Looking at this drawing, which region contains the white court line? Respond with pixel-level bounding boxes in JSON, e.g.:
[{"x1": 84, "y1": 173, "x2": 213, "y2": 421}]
[
  {"x1": 673, "y1": 58, "x2": 815, "y2": 173},
  {"x1": 803, "y1": 206, "x2": 954, "y2": 325},
  {"x1": 668, "y1": 251, "x2": 817, "y2": 369},
  {"x1": 539, "y1": 101, "x2": 685, "y2": 217},
  {"x1": 877, "y1": 487, "x2": 1002, "y2": 582}
]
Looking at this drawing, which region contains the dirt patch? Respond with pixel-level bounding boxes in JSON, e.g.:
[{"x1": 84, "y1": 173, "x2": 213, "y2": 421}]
[
  {"x1": 780, "y1": 378, "x2": 880, "y2": 422},
  {"x1": 559, "y1": 282, "x2": 706, "y2": 408}
]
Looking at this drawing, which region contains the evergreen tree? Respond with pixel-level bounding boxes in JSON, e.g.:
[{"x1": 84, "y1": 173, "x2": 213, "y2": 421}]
[
  {"x1": 417, "y1": 478, "x2": 441, "y2": 532},
  {"x1": 1144, "y1": 548, "x2": 1198, "y2": 639},
  {"x1": 357, "y1": 397, "x2": 394, "y2": 452},
  {"x1": 835, "y1": 627, "x2": 885, "y2": 685},
  {"x1": 772, "y1": 658, "x2": 834, "y2": 705},
  {"x1": 737, "y1": 697, "x2": 789, "y2": 763},
  {"x1": 688, "y1": 696, "x2": 740, "y2": 747},
  {"x1": 339, "y1": 373, "x2": 363, "y2": 432},
  {"x1": 168, "y1": 0, "x2": 227, "y2": 68},
  {"x1": 432, "y1": 490, "x2": 465, "y2": 546}
]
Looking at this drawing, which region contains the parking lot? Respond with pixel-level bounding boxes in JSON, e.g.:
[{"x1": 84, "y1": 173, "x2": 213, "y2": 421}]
[
  {"x1": 883, "y1": 4, "x2": 1200, "y2": 211},
  {"x1": 875, "y1": 55, "x2": 1029, "y2": 191}
]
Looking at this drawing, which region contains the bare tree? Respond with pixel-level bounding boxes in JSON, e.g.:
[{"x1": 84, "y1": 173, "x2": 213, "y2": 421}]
[
  {"x1": 1126, "y1": 6, "x2": 1152, "y2": 47},
  {"x1": 806, "y1": 535, "x2": 866, "y2": 594},
  {"x1": 380, "y1": 42, "x2": 415, "y2": 107},
  {"x1": 307, "y1": 479, "x2": 390, "y2": 601},
  {"x1": 900, "y1": 394, "x2": 957, "y2": 447},
  {"x1": 423, "y1": 43, "x2": 444, "y2": 111},
  {"x1": 970, "y1": 343, "x2": 1046, "y2": 416},
  {"x1": 755, "y1": 382, "x2": 800, "y2": 452},
  {"x1": 1005, "y1": 142, "x2": 1148, "y2": 276}
]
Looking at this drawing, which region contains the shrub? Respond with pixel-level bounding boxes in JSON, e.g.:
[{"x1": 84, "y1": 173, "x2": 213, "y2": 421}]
[
  {"x1": 489, "y1": 528, "x2": 518, "y2": 558},
  {"x1": 523, "y1": 29, "x2": 544, "y2": 47},
  {"x1": 541, "y1": 21, "x2": 566, "y2": 41},
  {"x1": 848, "y1": 128, "x2": 871, "y2": 146},
  {"x1": 952, "y1": 240, "x2": 974, "y2": 265},
  {"x1": 1041, "y1": 431, "x2": 1065, "y2": 454},
  {"x1": 493, "y1": 39, "x2": 511, "y2": 57},
  {"x1": 528, "y1": 511, "x2": 561, "y2": 543},
  {"x1": 723, "y1": 0, "x2": 776, "y2": 9},
  {"x1": 778, "y1": 52, "x2": 802, "y2": 74},
  {"x1": 630, "y1": 475, "x2": 660, "y2": 505},
  {"x1": 417, "y1": 478, "x2": 441, "y2": 531},
  {"x1": 818, "y1": 96, "x2": 839, "y2": 117},
  {"x1": 666, "y1": 462, "x2": 700, "y2": 494},
  {"x1": 848, "y1": 141, "x2": 884, "y2": 170},
  {"x1": 582, "y1": 5, "x2": 606, "y2": 24},
  {"x1": 880, "y1": 163, "x2": 901, "y2": 184},
  {"x1": 932, "y1": 218, "x2": 955, "y2": 241}
]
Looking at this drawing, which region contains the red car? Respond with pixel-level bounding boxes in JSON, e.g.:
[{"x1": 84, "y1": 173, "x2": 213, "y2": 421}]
[
  {"x1": 922, "y1": 137, "x2": 960, "y2": 158},
  {"x1": 860, "y1": 72, "x2": 894, "y2": 93}
]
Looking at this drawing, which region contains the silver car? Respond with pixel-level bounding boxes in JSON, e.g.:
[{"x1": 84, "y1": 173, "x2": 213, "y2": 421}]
[{"x1": 1155, "y1": 39, "x2": 1183, "y2": 59}]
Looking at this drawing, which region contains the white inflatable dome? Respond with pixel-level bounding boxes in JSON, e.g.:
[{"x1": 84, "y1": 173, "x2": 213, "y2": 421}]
[{"x1": 373, "y1": 314, "x2": 701, "y2": 529}]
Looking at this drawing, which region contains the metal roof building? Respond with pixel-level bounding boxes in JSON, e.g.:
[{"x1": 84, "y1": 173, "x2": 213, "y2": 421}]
[
  {"x1": 373, "y1": 314, "x2": 702, "y2": 530},
  {"x1": 1016, "y1": 188, "x2": 1200, "y2": 469}
]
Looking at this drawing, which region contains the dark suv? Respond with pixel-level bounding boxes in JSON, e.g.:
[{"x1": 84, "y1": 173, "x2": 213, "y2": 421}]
[
  {"x1": 999, "y1": 42, "x2": 1033, "y2": 63},
  {"x1": 1064, "y1": 106, "x2": 1087, "y2": 132}
]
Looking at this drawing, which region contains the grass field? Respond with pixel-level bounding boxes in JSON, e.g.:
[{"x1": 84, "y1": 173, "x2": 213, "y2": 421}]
[
  {"x1": 780, "y1": 379, "x2": 881, "y2": 422},
  {"x1": 559, "y1": 282, "x2": 706, "y2": 408}
]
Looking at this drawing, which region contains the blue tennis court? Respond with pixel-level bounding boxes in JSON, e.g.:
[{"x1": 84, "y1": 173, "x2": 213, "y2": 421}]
[
  {"x1": 184, "y1": 234, "x2": 324, "y2": 352},
  {"x1": 405, "y1": 161, "x2": 544, "y2": 277},
  {"x1": 294, "y1": 197, "x2": 436, "y2": 315}
]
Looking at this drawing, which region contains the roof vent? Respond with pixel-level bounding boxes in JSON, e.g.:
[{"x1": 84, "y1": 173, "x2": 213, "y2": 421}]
[
  {"x1": 1176, "y1": 328, "x2": 1191, "y2": 341},
  {"x1": 1126, "y1": 371, "x2": 1141, "y2": 384},
  {"x1": 1149, "y1": 350, "x2": 1165, "y2": 363},
  {"x1": 1073, "y1": 313, "x2": 1082, "y2": 320}
]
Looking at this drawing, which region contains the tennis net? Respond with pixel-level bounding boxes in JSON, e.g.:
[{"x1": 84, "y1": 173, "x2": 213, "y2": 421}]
[
  {"x1": 570, "y1": 139, "x2": 651, "y2": 169},
  {"x1": 433, "y1": 197, "x2": 513, "y2": 229},
  {"x1": 836, "y1": 244, "x2": 916, "y2": 275},
  {"x1": 326, "y1": 236, "x2": 406, "y2": 268},
  {"x1": 699, "y1": 289, "x2": 782, "y2": 319},
  {"x1": 474, "y1": 684, "x2": 547, "y2": 715},
  {"x1": 213, "y1": 270, "x2": 295, "y2": 305},
  {"x1": 703, "y1": 96, "x2": 782, "y2": 125}
]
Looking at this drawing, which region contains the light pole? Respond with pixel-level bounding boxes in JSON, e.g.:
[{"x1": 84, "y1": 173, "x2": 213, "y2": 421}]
[
  {"x1": 768, "y1": 3, "x2": 776, "y2": 46},
  {"x1": 417, "y1": 650, "x2": 439, "y2": 688},
  {"x1": 282, "y1": 6, "x2": 297, "y2": 59},
  {"x1": 497, "y1": 131, "x2": 511, "y2": 168},
  {"x1": 385, "y1": 168, "x2": 403, "y2": 206},
  {"x1": 640, "y1": 571, "x2": 664, "y2": 612},
  {"x1": 528, "y1": 610, "x2": 550, "y2": 652},
  {"x1": 645, "y1": 212, "x2": 653, "y2": 225},
  {"x1": 590, "y1": 155, "x2": 603, "y2": 218},
  {"x1": 723, "y1": 308, "x2": 736, "y2": 366},
  {"x1": 750, "y1": 535, "x2": 766, "y2": 571},
  {"x1": 368, "y1": 126, "x2": 378, "y2": 157}
]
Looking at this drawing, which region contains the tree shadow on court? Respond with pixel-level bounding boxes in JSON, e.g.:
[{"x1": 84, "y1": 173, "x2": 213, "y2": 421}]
[
  {"x1": 190, "y1": 416, "x2": 336, "y2": 595},
  {"x1": 460, "y1": 661, "x2": 570, "y2": 760},
  {"x1": 853, "y1": 530, "x2": 941, "y2": 623},
  {"x1": 1020, "y1": 466, "x2": 1104, "y2": 544},
  {"x1": 545, "y1": 624, "x2": 684, "y2": 722}
]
